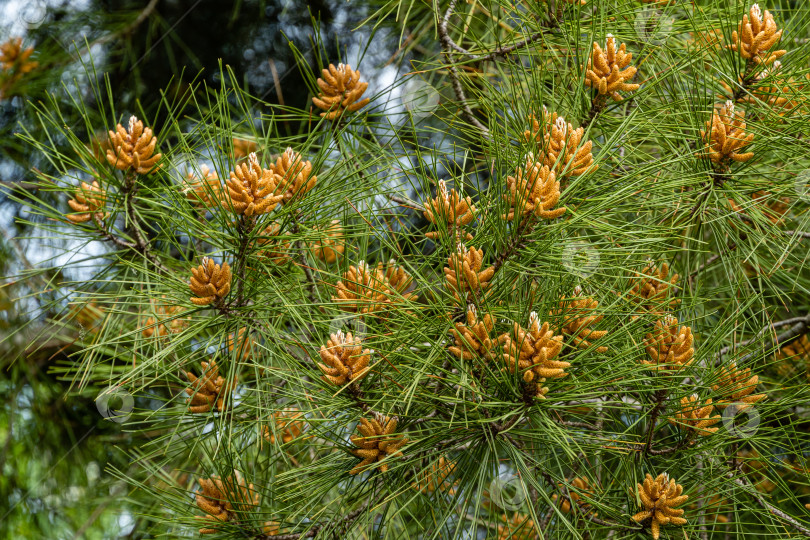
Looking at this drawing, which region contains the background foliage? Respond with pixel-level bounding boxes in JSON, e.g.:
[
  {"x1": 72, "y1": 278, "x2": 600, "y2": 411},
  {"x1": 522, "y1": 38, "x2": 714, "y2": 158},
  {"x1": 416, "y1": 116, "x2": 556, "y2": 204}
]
[{"x1": 3, "y1": 0, "x2": 810, "y2": 539}]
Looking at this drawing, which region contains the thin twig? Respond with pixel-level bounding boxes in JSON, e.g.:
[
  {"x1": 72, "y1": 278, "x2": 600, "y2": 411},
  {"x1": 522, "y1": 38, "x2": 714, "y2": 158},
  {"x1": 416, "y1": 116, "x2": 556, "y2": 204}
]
[
  {"x1": 641, "y1": 388, "x2": 668, "y2": 456},
  {"x1": 438, "y1": 0, "x2": 491, "y2": 139},
  {"x1": 232, "y1": 215, "x2": 256, "y2": 307},
  {"x1": 697, "y1": 457, "x2": 708, "y2": 540},
  {"x1": 715, "y1": 312, "x2": 810, "y2": 362},
  {"x1": 118, "y1": 170, "x2": 171, "y2": 273},
  {"x1": 736, "y1": 312, "x2": 810, "y2": 364},
  {"x1": 554, "y1": 419, "x2": 599, "y2": 431},
  {"x1": 728, "y1": 472, "x2": 810, "y2": 537},
  {"x1": 736, "y1": 212, "x2": 810, "y2": 239},
  {"x1": 689, "y1": 242, "x2": 737, "y2": 284},
  {"x1": 492, "y1": 217, "x2": 535, "y2": 274},
  {"x1": 387, "y1": 194, "x2": 424, "y2": 212}
]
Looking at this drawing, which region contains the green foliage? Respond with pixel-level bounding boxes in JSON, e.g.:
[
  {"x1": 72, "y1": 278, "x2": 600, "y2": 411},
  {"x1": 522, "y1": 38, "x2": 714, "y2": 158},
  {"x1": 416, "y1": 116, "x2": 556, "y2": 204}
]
[{"x1": 5, "y1": 0, "x2": 810, "y2": 538}]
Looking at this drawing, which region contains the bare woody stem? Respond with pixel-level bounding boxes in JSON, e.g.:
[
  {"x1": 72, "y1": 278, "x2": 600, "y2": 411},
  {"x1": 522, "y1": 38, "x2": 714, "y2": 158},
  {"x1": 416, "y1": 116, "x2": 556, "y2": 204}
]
[
  {"x1": 295, "y1": 240, "x2": 319, "y2": 306},
  {"x1": 435, "y1": 0, "x2": 563, "y2": 140},
  {"x1": 438, "y1": 0, "x2": 491, "y2": 139},
  {"x1": 736, "y1": 312, "x2": 810, "y2": 364},
  {"x1": 346, "y1": 383, "x2": 371, "y2": 413},
  {"x1": 735, "y1": 212, "x2": 810, "y2": 239},
  {"x1": 641, "y1": 388, "x2": 668, "y2": 456},
  {"x1": 710, "y1": 313, "x2": 810, "y2": 370},
  {"x1": 688, "y1": 241, "x2": 737, "y2": 285},
  {"x1": 696, "y1": 457, "x2": 708, "y2": 540},
  {"x1": 728, "y1": 471, "x2": 810, "y2": 537},
  {"x1": 542, "y1": 473, "x2": 643, "y2": 533},
  {"x1": 94, "y1": 170, "x2": 170, "y2": 274},
  {"x1": 231, "y1": 215, "x2": 256, "y2": 307}
]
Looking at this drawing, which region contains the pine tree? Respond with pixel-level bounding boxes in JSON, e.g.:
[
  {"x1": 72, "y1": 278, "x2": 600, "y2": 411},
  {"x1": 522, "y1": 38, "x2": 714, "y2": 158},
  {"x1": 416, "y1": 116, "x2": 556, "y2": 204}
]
[{"x1": 6, "y1": 0, "x2": 810, "y2": 538}]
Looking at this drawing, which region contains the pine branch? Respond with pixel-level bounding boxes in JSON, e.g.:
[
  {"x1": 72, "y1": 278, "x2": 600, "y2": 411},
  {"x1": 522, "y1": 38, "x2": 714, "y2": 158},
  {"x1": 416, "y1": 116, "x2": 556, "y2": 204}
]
[
  {"x1": 231, "y1": 215, "x2": 256, "y2": 307},
  {"x1": 118, "y1": 170, "x2": 171, "y2": 274},
  {"x1": 728, "y1": 472, "x2": 810, "y2": 537},
  {"x1": 716, "y1": 312, "x2": 810, "y2": 362},
  {"x1": 437, "y1": 0, "x2": 491, "y2": 139}
]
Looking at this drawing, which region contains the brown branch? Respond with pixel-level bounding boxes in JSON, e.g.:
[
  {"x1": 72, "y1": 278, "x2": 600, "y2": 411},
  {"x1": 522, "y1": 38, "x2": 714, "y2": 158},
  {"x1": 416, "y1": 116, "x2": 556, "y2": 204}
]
[
  {"x1": 475, "y1": 32, "x2": 545, "y2": 61},
  {"x1": 696, "y1": 457, "x2": 708, "y2": 540},
  {"x1": 117, "y1": 171, "x2": 171, "y2": 274},
  {"x1": 347, "y1": 383, "x2": 371, "y2": 413},
  {"x1": 231, "y1": 215, "x2": 256, "y2": 307},
  {"x1": 732, "y1": 59, "x2": 760, "y2": 103},
  {"x1": 435, "y1": 3, "x2": 546, "y2": 64},
  {"x1": 737, "y1": 312, "x2": 810, "y2": 364},
  {"x1": 438, "y1": 0, "x2": 491, "y2": 139},
  {"x1": 492, "y1": 217, "x2": 536, "y2": 274},
  {"x1": 728, "y1": 472, "x2": 810, "y2": 537},
  {"x1": 295, "y1": 241, "x2": 319, "y2": 307},
  {"x1": 555, "y1": 419, "x2": 599, "y2": 431},
  {"x1": 286, "y1": 216, "x2": 318, "y2": 340},
  {"x1": 544, "y1": 473, "x2": 643, "y2": 533},
  {"x1": 689, "y1": 241, "x2": 738, "y2": 285},
  {"x1": 641, "y1": 388, "x2": 668, "y2": 456},
  {"x1": 491, "y1": 408, "x2": 526, "y2": 434},
  {"x1": 647, "y1": 435, "x2": 695, "y2": 456},
  {"x1": 715, "y1": 312, "x2": 810, "y2": 362}
]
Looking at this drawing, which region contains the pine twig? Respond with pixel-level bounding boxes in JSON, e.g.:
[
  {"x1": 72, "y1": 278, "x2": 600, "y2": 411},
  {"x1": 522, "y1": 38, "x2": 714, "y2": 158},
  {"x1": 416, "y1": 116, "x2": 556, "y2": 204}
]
[
  {"x1": 232, "y1": 215, "x2": 256, "y2": 307},
  {"x1": 641, "y1": 388, "x2": 668, "y2": 456},
  {"x1": 715, "y1": 312, "x2": 810, "y2": 362},
  {"x1": 437, "y1": 0, "x2": 491, "y2": 139},
  {"x1": 728, "y1": 472, "x2": 810, "y2": 537},
  {"x1": 119, "y1": 170, "x2": 171, "y2": 274},
  {"x1": 387, "y1": 194, "x2": 424, "y2": 212}
]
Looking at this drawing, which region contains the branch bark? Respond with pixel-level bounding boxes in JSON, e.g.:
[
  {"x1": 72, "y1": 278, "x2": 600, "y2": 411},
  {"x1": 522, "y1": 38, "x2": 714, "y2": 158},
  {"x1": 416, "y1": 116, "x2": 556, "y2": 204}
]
[
  {"x1": 728, "y1": 472, "x2": 810, "y2": 537},
  {"x1": 438, "y1": 0, "x2": 491, "y2": 139}
]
